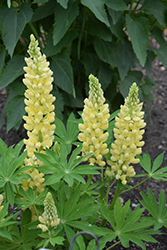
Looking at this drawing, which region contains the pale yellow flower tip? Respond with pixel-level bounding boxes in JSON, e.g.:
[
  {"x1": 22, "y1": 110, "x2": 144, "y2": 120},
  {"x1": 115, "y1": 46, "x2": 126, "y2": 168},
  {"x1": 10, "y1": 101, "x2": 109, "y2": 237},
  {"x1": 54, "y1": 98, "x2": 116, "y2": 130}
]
[{"x1": 28, "y1": 34, "x2": 41, "y2": 59}]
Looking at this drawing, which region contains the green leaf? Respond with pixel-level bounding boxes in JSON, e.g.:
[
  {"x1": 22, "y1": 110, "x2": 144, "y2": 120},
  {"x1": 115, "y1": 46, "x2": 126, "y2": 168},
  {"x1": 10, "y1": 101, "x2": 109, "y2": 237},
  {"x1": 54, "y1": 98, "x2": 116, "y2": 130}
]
[
  {"x1": 64, "y1": 225, "x2": 78, "y2": 250},
  {"x1": 57, "y1": 0, "x2": 69, "y2": 9},
  {"x1": 6, "y1": 182, "x2": 14, "y2": 207},
  {"x1": 31, "y1": 0, "x2": 57, "y2": 22},
  {"x1": 116, "y1": 40, "x2": 134, "y2": 79},
  {"x1": 105, "y1": 0, "x2": 129, "y2": 11},
  {"x1": 126, "y1": 14, "x2": 149, "y2": 66},
  {"x1": 152, "y1": 27, "x2": 167, "y2": 68},
  {"x1": 0, "y1": 138, "x2": 8, "y2": 156},
  {"x1": 7, "y1": 95, "x2": 25, "y2": 133},
  {"x1": 81, "y1": 0, "x2": 110, "y2": 27},
  {"x1": 85, "y1": 15, "x2": 112, "y2": 42},
  {"x1": 94, "y1": 38, "x2": 117, "y2": 67},
  {"x1": 137, "y1": 154, "x2": 151, "y2": 173},
  {"x1": 0, "y1": 55, "x2": 25, "y2": 89},
  {"x1": 44, "y1": 29, "x2": 78, "y2": 57},
  {"x1": 45, "y1": 173, "x2": 64, "y2": 185},
  {"x1": 64, "y1": 185, "x2": 80, "y2": 219},
  {"x1": 152, "y1": 152, "x2": 164, "y2": 172},
  {"x1": 140, "y1": 188, "x2": 167, "y2": 229},
  {"x1": 108, "y1": 8, "x2": 123, "y2": 25},
  {"x1": 120, "y1": 70, "x2": 143, "y2": 98},
  {"x1": 98, "y1": 63, "x2": 114, "y2": 90},
  {"x1": 0, "y1": 230, "x2": 13, "y2": 241},
  {"x1": 51, "y1": 50, "x2": 75, "y2": 97},
  {"x1": 0, "y1": 46, "x2": 6, "y2": 74},
  {"x1": 53, "y1": 0, "x2": 79, "y2": 46},
  {"x1": 0, "y1": 3, "x2": 33, "y2": 56},
  {"x1": 142, "y1": 0, "x2": 166, "y2": 26}
]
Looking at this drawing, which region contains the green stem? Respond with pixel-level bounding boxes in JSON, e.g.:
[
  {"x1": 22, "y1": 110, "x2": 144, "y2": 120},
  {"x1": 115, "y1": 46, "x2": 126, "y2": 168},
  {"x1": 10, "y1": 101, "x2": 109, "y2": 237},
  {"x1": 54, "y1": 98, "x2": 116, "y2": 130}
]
[
  {"x1": 105, "y1": 240, "x2": 121, "y2": 250},
  {"x1": 129, "y1": 0, "x2": 134, "y2": 11},
  {"x1": 109, "y1": 182, "x2": 124, "y2": 210},
  {"x1": 121, "y1": 177, "x2": 149, "y2": 194},
  {"x1": 100, "y1": 182, "x2": 124, "y2": 227},
  {"x1": 105, "y1": 179, "x2": 116, "y2": 205},
  {"x1": 134, "y1": 0, "x2": 142, "y2": 11},
  {"x1": 149, "y1": 19, "x2": 157, "y2": 32},
  {"x1": 33, "y1": 204, "x2": 39, "y2": 218}
]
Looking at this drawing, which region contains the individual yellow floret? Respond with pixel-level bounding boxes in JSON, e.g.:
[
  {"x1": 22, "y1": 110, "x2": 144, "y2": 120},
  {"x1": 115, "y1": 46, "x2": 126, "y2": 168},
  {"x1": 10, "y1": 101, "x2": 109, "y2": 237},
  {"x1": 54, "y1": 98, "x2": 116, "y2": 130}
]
[
  {"x1": 78, "y1": 74, "x2": 110, "y2": 167},
  {"x1": 106, "y1": 83, "x2": 146, "y2": 185}
]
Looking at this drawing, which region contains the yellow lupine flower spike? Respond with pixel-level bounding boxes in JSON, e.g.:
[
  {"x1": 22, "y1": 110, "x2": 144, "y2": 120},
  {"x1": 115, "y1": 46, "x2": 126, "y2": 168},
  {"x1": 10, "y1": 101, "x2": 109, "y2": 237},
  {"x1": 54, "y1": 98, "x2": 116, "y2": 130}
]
[
  {"x1": 23, "y1": 34, "x2": 56, "y2": 166},
  {"x1": 78, "y1": 74, "x2": 110, "y2": 167},
  {"x1": 37, "y1": 192, "x2": 60, "y2": 232},
  {"x1": 106, "y1": 82, "x2": 146, "y2": 185}
]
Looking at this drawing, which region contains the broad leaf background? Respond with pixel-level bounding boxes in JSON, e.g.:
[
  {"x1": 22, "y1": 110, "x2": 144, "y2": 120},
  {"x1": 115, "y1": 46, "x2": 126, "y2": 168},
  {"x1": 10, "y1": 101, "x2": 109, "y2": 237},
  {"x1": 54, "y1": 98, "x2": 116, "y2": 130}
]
[{"x1": 0, "y1": 0, "x2": 167, "y2": 130}]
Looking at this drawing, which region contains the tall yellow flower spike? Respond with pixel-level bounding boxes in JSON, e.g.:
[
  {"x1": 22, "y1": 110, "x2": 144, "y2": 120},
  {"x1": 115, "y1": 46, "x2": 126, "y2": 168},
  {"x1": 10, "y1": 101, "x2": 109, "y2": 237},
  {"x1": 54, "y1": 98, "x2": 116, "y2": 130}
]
[
  {"x1": 23, "y1": 34, "x2": 56, "y2": 166},
  {"x1": 21, "y1": 35, "x2": 56, "y2": 219},
  {"x1": 106, "y1": 83, "x2": 146, "y2": 185},
  {"x1": 78, "y1": 74, "x2": 110, "y2": 167}
]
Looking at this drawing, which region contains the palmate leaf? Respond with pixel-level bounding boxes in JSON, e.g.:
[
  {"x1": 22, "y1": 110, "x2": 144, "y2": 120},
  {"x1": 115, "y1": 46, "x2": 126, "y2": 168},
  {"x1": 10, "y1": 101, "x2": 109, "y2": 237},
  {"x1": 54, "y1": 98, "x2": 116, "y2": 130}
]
[
  {"x1": 100, "y1": 198, "x2": 158, "y2": 249},
  {"x1": 140, "y1": 188, "x2": 167, "y2": 230},
  {"x1": 136, "y1": 152, "x2": 167, "y2": 181},
  {"x1": 0, "y1": 3, "x2": 33, "y2": 56},
  {"x1": 126, "y1": 14, "x2": 149, "y2": 67},
  {"x1": 81, "y1": 0, "x2": 110, "y2": 27}
]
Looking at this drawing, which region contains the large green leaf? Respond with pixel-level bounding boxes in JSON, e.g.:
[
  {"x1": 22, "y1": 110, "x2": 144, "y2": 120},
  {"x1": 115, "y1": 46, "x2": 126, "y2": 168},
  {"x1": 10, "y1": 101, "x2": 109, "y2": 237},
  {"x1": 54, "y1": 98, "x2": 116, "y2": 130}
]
[
  {"x1": 81, "y1": 0, "x2": 110, "y2": 27},
  {"x1": 84, "y1": 15, "x2": 112, "y2": 42},
  {"x1": 31, "y1": 0, "x2": 57, "y2": 22},
  {"x1": 152, "y1": 27, "x2": 167, "y2": 68},
  {"x1": 0, "y1": 3, "x2": 33, "y2": 56},
  {"x1": 57, "y1": 0, "x2": 69, "y2": 9},
  {"x1": 44, "y1": 29, "x2": 78, "y2": 57},
  {"x1": 53, "y1": 0, "x2": 79, "y2": 46},
  {"x1": 51, "y1": 50, "x2": 75, "y2": 97},
  {"x1": 142, "y1": 0, "x2": 166, "y2": 26},
  {"x1": 7, "y1": 95, "x2": 25, "y2": 133},
  {"x1": 0, "y1": 46, "x2": 6, "y2": 74},
  {"x1": 120, "y1": 70, "x2": 143, "y2": 98},
  {"x1": 105, "y1": 0, "x2": 129, "y2": 11},
  {"x1": 116, "y1": 40, "x2": 134, "y2": 79},
  {"x1": 94, "y1": 38, "x2": 117, "y2": 67},
  {"x1": 126, "y1": 14, "x2": 149, "y2": 67},
  {"x1": 0, "y1": 55, "x2": 25, "y2": 89}
]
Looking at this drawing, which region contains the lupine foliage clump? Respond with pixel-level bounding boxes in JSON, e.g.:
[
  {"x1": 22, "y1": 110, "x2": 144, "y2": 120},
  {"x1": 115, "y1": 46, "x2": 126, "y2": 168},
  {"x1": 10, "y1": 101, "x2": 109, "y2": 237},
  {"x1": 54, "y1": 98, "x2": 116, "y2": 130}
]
[
  {"x1": 0, "y1": 0, "x2": 167, "y2": 132},
  {"x1": 0, "y1": 35, "x2": 167, "y2": 250}
]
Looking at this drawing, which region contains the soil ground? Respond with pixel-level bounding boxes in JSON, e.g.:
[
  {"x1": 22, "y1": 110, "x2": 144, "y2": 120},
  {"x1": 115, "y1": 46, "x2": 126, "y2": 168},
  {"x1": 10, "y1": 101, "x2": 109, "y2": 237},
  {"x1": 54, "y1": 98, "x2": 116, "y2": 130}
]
[{"x1": 0, "y1": 45, "x2": 167, "y2": 249}]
